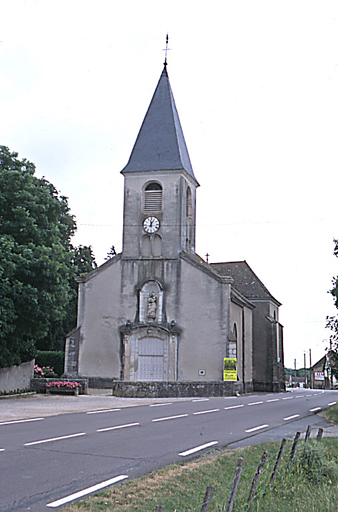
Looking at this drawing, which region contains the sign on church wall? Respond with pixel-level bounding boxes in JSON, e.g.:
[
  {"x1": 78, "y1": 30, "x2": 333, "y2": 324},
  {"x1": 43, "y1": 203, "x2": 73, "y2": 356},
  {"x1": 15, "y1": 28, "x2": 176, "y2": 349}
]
[{"x1": 223, "y1": 357, "x2": 237, "y2": 381}]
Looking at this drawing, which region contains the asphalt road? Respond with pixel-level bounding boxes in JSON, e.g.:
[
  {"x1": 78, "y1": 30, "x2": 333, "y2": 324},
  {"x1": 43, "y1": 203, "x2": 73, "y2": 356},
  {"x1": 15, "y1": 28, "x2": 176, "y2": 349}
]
[{"x1": 1, "y1": 388, "x2": 338, "y2": 511}]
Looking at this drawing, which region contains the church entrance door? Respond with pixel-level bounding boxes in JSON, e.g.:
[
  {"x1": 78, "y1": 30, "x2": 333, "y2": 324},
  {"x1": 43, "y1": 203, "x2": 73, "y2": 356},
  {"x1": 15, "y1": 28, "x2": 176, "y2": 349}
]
[{"x1": 138, "y1": 337, "x2": 164, "y2": 381}]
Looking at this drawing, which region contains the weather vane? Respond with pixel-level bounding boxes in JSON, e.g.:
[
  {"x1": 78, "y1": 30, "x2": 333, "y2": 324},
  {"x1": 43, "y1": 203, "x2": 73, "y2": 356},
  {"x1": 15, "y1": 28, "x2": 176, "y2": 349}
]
[{"x1": 163, "y1": 34, "x2": 171, "y2": 67}]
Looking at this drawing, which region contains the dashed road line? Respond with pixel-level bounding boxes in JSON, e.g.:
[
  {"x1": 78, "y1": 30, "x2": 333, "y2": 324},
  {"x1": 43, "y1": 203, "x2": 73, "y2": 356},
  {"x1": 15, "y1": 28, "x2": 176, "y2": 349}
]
[
  {"x1": 328, "y1": 402, "x2": 337, "y2": 406},
  {"x1": 309, "y1": 407, "x2": 321, "y2": 412},
  {"x1": 245, "y1": 424, "x2": 268, "y2": 433},
  {"x1": 152, "y1": 414, "x2": 188, "y2": 423},
  {"x1": 0, "y1": 448, "x2": 5, "y2": 452},
  {"x1": 266, "y1": 399, "x2": 279, "y2": 403},
  {"x1": 97, "y1": 423, "x2": 140, "y2": 432},
  {"x1": 86, "y1": 409, "x2": 121, "y2": 415},
  {"x1": 192, "y1": 398, "x2": 210, "y2": 402},
  {"x1": 24, "y1": 432, "x2": 86, "y2": 446},
  {"x1": 282, "y1": 397, "x2": 293, "y2": 400},
  {"x1": 150, "y1": 403, "x2": 173, "y2": 407},
  {"x1": 224, "y1": 405, "x2": 244, "y2": 410},
  {"x1": 284, "y1": 414, "x2": 299, "y2": 421},
  {"x1": 248, "y1": 401, "x2": 263, "y2": 406},
  {"x1": 193, "y1": 409, "x2": 219, "y2": 415},
  {"x1": 0, "y1": 417, "x2": 44, "y2": 426},
  {"x1": 46, "y1": 475, "x2": 128, "y2": 508},
  {"x1": 179, "y1": 441, "x2": 218, "y2": 457}
]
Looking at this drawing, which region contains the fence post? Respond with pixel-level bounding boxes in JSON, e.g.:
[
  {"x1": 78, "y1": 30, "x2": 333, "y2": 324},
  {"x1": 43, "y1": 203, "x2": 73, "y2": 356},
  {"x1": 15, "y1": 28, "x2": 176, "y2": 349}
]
[
  {"x1": 225, "y1": 457, "x2": 244, "y2": 512},
  {"x1": 304, "y1": 425, "x2": 311, "y2": 443},
  {"x1": 200, "y1": 485, "x2": 215, "y2": 512},
  {"x1": 270, "y1": 438, "x2": 286, "y2": 488},
  {"x1": 317, "y1": 428, "x2": 324, "y2": 442},
  {"x1": 289, "y1": 432, "x2": 301, "y2": 466},
  {"x1": 247, "y1": 451, "x2": 268, "y2": 504}
]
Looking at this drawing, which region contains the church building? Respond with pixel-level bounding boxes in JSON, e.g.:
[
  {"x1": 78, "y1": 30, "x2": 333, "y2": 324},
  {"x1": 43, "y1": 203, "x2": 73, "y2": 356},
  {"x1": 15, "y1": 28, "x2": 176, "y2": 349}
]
[{"x1": 65, "y1": 62, "x2": 285, "y2": 394}]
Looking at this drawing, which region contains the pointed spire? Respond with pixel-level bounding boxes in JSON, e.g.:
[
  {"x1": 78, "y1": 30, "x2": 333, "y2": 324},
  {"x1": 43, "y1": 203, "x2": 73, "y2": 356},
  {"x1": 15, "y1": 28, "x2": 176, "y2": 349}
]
[{"x1": 121, "y1": 64, "x2": 198, "y2": 184}]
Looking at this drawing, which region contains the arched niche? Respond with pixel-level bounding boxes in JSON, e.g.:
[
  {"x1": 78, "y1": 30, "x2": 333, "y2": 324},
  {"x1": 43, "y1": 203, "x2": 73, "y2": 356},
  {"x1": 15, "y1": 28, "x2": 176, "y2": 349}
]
[{"x1": 139, "y1": 280, "x2": 163, "y2": 323}]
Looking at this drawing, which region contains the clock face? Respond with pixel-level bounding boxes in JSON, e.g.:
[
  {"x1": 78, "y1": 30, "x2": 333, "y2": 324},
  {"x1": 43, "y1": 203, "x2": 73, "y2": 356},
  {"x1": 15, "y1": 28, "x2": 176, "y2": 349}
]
[{"x1": 143, "y1": 216, "x2": 160, "y2": 234}]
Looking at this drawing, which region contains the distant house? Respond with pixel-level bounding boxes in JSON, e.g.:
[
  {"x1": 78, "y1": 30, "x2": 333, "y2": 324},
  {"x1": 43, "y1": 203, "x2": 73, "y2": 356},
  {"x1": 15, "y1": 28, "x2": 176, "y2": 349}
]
[{"x1": 311, "y1": 355, "x2": 337, "y2": 389}]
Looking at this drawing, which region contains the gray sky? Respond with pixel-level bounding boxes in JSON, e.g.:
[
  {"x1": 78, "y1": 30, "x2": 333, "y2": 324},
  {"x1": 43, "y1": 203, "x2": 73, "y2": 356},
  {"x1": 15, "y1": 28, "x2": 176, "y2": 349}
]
[{"x1": 1, "y1": 0, "x2": 337, "y2": 368}]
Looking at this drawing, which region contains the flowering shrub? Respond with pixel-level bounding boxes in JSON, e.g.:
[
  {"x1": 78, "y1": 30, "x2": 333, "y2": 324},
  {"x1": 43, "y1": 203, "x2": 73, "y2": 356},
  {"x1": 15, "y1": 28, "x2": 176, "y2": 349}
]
[
  {"x1": 34, "y1": 365, "x2": 57, "y2": 378},
  {"x1": 46, "y1": 381, "x2": 81, "y2": 389}
]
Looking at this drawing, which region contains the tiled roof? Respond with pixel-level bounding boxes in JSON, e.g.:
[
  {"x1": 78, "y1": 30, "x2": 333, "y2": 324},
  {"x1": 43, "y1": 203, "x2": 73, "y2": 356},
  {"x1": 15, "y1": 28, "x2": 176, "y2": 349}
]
[
  {"x1": 121, "y1": 65, "x2": 198, "y2": 184},
  {"x1": 211, "y1": 260, "x2": 281, "y2": 305}
]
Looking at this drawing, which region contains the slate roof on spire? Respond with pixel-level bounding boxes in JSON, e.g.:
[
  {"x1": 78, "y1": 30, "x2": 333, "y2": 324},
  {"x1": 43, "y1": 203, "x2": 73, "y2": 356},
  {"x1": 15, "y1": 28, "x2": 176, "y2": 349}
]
[{"x1": 121, "y1": 65, "x2": 198, "y2": 184}]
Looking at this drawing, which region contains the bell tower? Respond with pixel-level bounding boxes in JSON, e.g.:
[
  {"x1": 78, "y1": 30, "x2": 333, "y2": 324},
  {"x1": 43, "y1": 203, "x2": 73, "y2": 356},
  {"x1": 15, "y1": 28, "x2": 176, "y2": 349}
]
[{"x1": 120, "y1": 64, "x2": 199, "y2": 259}]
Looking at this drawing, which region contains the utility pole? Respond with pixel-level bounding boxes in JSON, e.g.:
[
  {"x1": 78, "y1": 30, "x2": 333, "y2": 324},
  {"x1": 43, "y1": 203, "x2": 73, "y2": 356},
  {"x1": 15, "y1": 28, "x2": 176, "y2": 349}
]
[
  {"x1": 309, "y1": 348, "x2": 313, "y2": 388},
  {"x1": 294, "y1": 358, "x2": 297, "y2": 388},
  {"x1": 304, "y1": 352, "x2": 307, "y2": 388}
]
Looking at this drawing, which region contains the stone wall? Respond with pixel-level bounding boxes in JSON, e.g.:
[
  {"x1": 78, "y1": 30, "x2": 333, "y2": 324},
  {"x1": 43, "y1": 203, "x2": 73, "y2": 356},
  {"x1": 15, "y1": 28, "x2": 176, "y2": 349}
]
[
  {"x1": 0, "y1": 360, "x2": 34, "y2": 393},
  {"x1": 111, "y1": 380, "x2": 243, "y2": 398}
]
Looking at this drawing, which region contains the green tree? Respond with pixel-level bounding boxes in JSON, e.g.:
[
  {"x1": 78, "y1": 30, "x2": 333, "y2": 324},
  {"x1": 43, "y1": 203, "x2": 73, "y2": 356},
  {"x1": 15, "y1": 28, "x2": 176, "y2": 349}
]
[
  {"x1": 104, "y1": 245, "x2": 116, "y2": 261},
  {"x1": 0, "y1": 146, "x2": 76, "y2": 368},
  {"x1": 327, "y1": 239, "x2": 338, "y2": 378},
  {"x1": 36, "y1": 245, "x2": 97, "y2": 352}
]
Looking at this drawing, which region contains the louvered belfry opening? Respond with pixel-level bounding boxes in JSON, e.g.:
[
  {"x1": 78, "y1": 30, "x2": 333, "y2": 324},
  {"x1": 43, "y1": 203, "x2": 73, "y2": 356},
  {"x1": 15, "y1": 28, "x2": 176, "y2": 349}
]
[{"x1": 144, "y1": 182, "x2": 162, "y2": 212}]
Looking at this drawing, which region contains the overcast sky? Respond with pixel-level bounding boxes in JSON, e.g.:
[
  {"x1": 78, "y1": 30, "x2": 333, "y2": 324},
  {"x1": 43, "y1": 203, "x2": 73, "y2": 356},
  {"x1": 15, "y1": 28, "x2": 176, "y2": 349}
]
[{"x1": 1, "y1": 0, "x2": 337, "y2": 368}]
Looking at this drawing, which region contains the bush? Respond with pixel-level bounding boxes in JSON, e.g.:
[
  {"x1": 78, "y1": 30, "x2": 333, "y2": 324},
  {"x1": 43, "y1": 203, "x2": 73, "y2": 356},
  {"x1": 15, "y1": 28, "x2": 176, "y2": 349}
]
[{"x1": 36, "y1": 351, "x2": 64, "y2": 377}]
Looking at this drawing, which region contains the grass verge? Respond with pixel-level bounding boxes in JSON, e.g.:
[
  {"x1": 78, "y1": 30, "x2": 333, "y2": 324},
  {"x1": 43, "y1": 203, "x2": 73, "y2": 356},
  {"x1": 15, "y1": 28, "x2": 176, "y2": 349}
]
[{"x1": 63, "y1": 433, "x2": 338, "y2": 511}]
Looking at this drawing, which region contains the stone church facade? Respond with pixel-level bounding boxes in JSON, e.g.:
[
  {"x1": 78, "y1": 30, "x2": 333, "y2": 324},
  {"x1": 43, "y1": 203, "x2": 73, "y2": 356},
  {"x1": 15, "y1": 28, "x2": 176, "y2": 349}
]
[{"x1": 65, "y1": 64, "x2": 285, "y2": 393}]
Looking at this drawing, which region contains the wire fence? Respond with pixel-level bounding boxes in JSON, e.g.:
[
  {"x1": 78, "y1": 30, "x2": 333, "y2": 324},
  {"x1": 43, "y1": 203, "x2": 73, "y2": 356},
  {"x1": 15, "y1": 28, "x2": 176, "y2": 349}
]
[{"x1": 153, "y1": 425, "x2": 325, "y2": 512}]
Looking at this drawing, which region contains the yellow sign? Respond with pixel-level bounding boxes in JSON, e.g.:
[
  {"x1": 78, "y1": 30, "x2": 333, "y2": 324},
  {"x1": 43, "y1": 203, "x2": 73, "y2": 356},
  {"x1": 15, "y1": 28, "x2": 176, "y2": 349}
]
[{"x1": 223, "y1": 358, "x2": 237, "y2": 381}]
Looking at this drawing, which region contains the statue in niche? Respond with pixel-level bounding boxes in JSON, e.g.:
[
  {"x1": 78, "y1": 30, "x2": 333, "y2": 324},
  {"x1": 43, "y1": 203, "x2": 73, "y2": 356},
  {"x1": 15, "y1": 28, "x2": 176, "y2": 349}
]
[{"x1": 147, "y1": 293, "x2": 157, "y2": 320}]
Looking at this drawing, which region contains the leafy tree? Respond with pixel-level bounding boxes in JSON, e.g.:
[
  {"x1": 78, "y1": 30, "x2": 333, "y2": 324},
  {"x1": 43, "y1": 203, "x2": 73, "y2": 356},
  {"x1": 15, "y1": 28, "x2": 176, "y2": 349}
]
[
  {"x1": 326, "y1": 238, "x2": 338, "y2": 378},
  {"x1": 104, "y1": 245, "x2": 116, "y2": 261},
  {"x1": 36, "y1": 245, "x2": 97, "y2": 352},
  {"x1": 0, "y1": 146, "x2": 76, "y2": 368}
]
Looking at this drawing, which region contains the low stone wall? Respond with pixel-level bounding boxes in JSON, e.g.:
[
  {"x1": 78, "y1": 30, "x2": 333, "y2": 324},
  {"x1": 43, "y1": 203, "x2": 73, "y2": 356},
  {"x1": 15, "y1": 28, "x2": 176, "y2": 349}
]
[
  {"x1": 88, "y1": 377, "x2": 118, "y2": 389},
  {"x1": 111, "y1": 381, "x2": 243, "y2": 398},
  {"x1": 30, "y1": 378, "x2": 88, "y2": 395},
  {"x1": 0, "y1": 360, "x2": 34, "y2": 393}
]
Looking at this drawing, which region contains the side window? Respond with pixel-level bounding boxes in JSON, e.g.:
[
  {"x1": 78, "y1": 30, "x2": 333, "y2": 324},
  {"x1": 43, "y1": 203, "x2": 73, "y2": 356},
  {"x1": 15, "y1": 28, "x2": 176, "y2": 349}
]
[
  {"x1": 186, "y1": 187, "x2": 192, "y2": 220},
  {"x1": 143, "y1": 182, "x2": 162, "y2": 213}
]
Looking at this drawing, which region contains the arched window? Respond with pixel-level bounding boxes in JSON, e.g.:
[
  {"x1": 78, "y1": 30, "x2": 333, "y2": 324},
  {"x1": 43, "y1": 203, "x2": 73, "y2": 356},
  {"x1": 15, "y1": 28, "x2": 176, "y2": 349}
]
[
  {"x1": 143, "y1": 182, "x2": 162, "y2": 213},
  {"x1": 186, "y1": 187, "x2": 192, "y2": 220}
]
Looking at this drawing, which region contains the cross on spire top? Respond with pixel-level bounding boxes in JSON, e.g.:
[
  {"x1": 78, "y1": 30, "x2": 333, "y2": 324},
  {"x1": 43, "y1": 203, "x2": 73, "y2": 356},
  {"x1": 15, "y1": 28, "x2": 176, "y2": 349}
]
[{"x1": 163, "y1": 34, "x2": 170, "y2": 67}]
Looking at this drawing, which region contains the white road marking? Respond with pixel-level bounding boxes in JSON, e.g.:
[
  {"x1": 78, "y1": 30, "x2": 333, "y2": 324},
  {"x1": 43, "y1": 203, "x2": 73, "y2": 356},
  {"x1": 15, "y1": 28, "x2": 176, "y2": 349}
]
[
  {"x1": 282, "y1": 397, "x2": 293, "y2": 400},
  {"x1": 224, "y1": 405, "x2": 244, "y2": 410},
  {"x1": 266, "y1": 399, "x2": 279, "y2": 403},
  {"x1": 248, "y1": 401, "x2": 263, "y2": 406},
  {"x1": 97, "y1": 423, "x2": 140, "y2": 432},
  {"x1": 179, "y1": 441, "x2": 218, "y2": 457},
  {"x1": 193, "y1": 409, "x2": 219, "y2": 415},
  {"x1": 86, "y1": 409, "x2": 121, "y2": 414},
  {"x1": 150, "y1": 403, "x2": 173, "y2": 407},
  {"x1": 24, "y1": 432, "x2": 86, "y2": 446},
  {"x1": 46, "y1": 475, "x2": 128, "y2": 508},
  {"x1": 192, "y1": 398, "x2": 210, "y2": 402},
  {"x1": 296, "y1": 395, "x2": 303, "y2": 398},
  {"x1": 0, "y1": 448, "x2": 4, "y2": 452},
  {"x1": 310, "y1": 407, "x2": 321, "y2": 412},
  {"x1": 283, "y1": 414, "x2": 300, "y2": 421},
  {"x1": 328, "y1": 402, "x2": 337, "y2": 406},
  {"x1": 0, "y1": 417, "x2": 44, "y2": 426},
  {"x1": 245, "y1": 424, "x2": 268, "y2": 433},
  {"x1": 152, "y1": 414, "x2": 188, "y2": 422}
]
